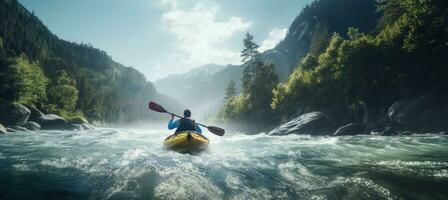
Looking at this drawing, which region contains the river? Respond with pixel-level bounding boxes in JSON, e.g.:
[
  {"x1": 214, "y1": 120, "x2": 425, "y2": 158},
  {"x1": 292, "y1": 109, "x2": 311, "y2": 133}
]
[{"x1": 0, "y1": 129, "x2": 447, "y2": 199}]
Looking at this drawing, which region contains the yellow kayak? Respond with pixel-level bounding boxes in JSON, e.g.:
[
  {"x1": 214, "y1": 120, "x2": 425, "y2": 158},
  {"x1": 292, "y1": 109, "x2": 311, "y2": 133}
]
[{"x1": 163, "y1": 131, "x2": 209, "y2": 152}]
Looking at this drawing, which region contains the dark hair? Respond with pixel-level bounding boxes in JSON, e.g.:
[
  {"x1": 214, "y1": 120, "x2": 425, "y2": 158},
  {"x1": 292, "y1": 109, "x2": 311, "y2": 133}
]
[{"x1": 183, "y1": 109, "x2": 191, "y2": 117}]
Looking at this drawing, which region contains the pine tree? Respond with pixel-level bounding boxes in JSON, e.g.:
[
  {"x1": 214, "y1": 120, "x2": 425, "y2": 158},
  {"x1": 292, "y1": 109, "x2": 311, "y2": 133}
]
[
  {"x1": 224, "y1": 80, "x2": 236, "y2": 101},
  {"x1": 241, "y1": 32, "x2": 260, "y2": 63},
  {"x1": 240, "y1": 32, "x2": 263, "y2": 93}
]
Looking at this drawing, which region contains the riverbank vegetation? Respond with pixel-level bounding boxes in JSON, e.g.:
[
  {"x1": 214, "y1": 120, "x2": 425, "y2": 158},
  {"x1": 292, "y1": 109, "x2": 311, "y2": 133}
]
[
  {"x1": 219, "y1": 33, "x2": 278, "y2": 124},
  {"x1": 220, "y1": 0, "x2": 448, "y2": 128}
]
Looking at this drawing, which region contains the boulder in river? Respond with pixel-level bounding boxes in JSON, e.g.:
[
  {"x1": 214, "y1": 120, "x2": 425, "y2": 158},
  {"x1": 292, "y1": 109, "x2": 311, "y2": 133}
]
[
  {"x1": 0, "y1": 102, "x2": 31, "y2": 126},
  {"x1": 25, "y1": 104, "x2": 45, "y2": 120},
  {"x1": 381, "y1": 126, "x2": 396, "y2": 136},
  {"x1": 388, "y1": 95, "x2": 448, "y2": 132},
  {"x1": 24, "y1": 121, "x2": 41, "y2": 131},
  {"x1": 333, "y1": 123, "x2": 365, "y2": 136},
  {"x1": 34, "y1": 114, "x2": 67, "y2": 130},
  {"x1": 81, "y1": 123, "x2": 94, "y2": 130},
  {"x1": 67, "y1": 116, "x2": 89, "y2": 125},
  {"x1": 6, "y1": 127, "x2": 16, "y2": 132},
  {"x1": 0, "y1": 123, "x2": 6, "y2": 134},
  {"x1": 8, "y1": 126, "x2": 28, "y2": 132},
  {"x1": 269, "y1": 112, "x2": 337, "y2": 136},
  {"x1": 66, "y1": 124, "x2": 83, "y2": 131}
]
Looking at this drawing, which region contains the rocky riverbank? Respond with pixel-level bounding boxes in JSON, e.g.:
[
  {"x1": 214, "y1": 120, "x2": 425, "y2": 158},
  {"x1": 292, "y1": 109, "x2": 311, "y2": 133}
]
[
  {"x1": 270, "y1": 95, "x2": 448, "y2": 136},
  {"x1": 0, "y1": 102, "x2": 93, "y2": 134}
]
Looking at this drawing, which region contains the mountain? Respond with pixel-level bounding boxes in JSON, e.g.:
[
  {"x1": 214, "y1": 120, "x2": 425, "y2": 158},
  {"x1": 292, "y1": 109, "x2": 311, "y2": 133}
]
[
  {"x1": 155, "y1": 0, "x2": 382, "y2": 120},
  {"x1": 0, "y1": 0, "x2": 181, "y2": 123},
  {"x1": 157, "y1": 64, "x2": 226, "y2": 86},
  {"x1": 155, "y1": 64, "x2": 242, "y2": 120},
  {"x1": 262, "y1": 0, "x2": 380, "y2": 80}
]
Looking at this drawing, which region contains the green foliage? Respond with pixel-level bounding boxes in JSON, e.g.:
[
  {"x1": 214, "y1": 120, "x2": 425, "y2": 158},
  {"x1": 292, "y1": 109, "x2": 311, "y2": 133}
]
[
  {"x1": 249, "y1": 61, "x2": 278, "y2": 117},
  {"x1": 224, "y1": 80, "x2": 236, "y2": 101},
  {"x1": 240, "y1": 32, "x2": 264, "y2": 93},
  {"x1": 0, "y1": 0, "x2": 160, "y2": 123},
  {"x1": 219, "y1": 95, "x2": 250, "y2": 122},
  {"x1": 309, "y1": 23, "x2": 331, "y2": 56},
  {"x1": 272, "y1": 0, "x2": 448, "y2": 123},
  {"x1": 272, "y1": 55, "x2": 316, "y2": 116},
  {"x1": 47, "y1": 70, "x2": 79, "y2": 113},
  {"x1": 241, "y1": 32, "x2": 261, "y2": 63},
  {"x1": 0, "y1": 54, "x2": 48, "y2": 106},
  {"x1": 220, "y1": 33, "x2": 278, "y2": 124},
  {"x1": 65, "y1": 113, "x2": 88, "y2": 124}
]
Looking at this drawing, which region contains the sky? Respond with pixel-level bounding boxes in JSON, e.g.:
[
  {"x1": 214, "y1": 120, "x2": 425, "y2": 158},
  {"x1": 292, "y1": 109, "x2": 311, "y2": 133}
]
[{"x1": 19, "y1": 0, "x2": 313, "y2": 81}]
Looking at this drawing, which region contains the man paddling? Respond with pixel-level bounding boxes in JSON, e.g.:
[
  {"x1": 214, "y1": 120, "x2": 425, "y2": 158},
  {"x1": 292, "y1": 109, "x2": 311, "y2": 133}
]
[{"x1": 168, "y1": 109, "x2": 202, "y2": 134}]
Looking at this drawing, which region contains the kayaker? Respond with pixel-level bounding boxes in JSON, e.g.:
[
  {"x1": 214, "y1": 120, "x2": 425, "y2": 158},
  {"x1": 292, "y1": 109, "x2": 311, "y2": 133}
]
[{"x1": 168, "y1": 109, "x2": 202, "y2": 134}]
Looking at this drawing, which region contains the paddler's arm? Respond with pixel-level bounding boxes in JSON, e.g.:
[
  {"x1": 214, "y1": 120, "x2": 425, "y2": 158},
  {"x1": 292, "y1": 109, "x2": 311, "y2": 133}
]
[
  {"x1": 195, "y1": 124, "x2": 202, "y2": 134},
  {"x1": 168, "y1": 114, "x2": 179, "y2": 130}
]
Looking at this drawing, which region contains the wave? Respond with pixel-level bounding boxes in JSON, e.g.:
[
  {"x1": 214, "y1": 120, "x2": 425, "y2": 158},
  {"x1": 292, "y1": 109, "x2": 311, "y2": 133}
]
[{"x1": 0, "y1": 129, "x2": 447, "y2": 199}]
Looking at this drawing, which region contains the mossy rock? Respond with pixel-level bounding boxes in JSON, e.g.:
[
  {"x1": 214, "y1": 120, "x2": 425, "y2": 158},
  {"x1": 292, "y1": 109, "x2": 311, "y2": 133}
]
[{"x1": 67, "y1": 116, "x2": 89, "y2": 124}]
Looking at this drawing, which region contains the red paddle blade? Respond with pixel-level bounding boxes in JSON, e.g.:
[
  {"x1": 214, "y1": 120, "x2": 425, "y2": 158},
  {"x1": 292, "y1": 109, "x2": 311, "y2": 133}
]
[
  {"x1": 207, "y1": 126, "x2": 225, "y2": 136},
  {"x1": 148, "y1": 101, "x2": 168, "y2": 113}
]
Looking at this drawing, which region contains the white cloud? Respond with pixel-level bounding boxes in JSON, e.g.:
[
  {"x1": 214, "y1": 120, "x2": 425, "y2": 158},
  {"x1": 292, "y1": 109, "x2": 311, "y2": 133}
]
[
  {"x1": 157, "y1": 0, "x2": 178, "y2": 9},
  {"x1": 154, "y1": 2, "x2": 252, "y2": 79},
  {"x1": 258, "y1": 28, "x2": 287, "y2": 52}
]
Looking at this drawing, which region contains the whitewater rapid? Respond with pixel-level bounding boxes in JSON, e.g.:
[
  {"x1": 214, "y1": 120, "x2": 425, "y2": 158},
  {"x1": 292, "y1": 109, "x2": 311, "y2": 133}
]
[{"x1": 0, "y1": 129, "x2": 447, "y2": 199}]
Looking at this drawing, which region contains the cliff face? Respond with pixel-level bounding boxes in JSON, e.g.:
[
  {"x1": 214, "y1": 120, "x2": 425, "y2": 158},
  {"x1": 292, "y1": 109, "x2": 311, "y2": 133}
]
[{"x1": 263, "y1": 0, "x2": 380, "y2": 80}]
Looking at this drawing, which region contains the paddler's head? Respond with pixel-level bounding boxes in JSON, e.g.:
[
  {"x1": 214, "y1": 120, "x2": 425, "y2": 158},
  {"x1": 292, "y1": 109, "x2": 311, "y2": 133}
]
[{"x1": 183, "y1": 109, "x2": 191, "y2": 118}]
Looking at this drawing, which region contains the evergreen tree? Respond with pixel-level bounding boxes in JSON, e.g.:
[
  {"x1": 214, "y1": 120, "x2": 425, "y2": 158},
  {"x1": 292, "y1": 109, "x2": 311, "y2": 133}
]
[
  {"x1": 0, "y1": 0, "x2": 162, "y2": 123},
  {"x1": 47, "y1": 70, "x2": 79, "y2": 113},
  {"x1": 240, "y1": 32, "x2": 263, "y2": 93},
  {"x1": 219, "y1": 33, "x2": 279, "y2": 124},
  {"x1": 0, "y1": 54, "x2": 48, "y2": 106},
  {"x1": 224, "y1": 80, "x2": 236, "y2": 101},
  {"x1": 250, "y1": 61, "x2": 278, "y2": 119}
]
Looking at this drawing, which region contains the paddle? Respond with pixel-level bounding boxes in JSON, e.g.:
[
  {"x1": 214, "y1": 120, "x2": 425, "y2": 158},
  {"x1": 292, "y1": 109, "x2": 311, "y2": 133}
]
[{"x1": 148, "y1": 101, "x2": 225, "y2": 136}]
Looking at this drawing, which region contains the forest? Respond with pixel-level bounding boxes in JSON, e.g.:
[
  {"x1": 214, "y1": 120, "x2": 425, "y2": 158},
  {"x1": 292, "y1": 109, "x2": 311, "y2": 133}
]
[
  {"x1": 0, "y1": 0, "x2": 164, "y2": 124},
  {"x1": 1, "y1": 0, "x2": 447, "y2": 129},
  {"x1": 219, "y1": 0, "x2": 448, "y2": 129}
]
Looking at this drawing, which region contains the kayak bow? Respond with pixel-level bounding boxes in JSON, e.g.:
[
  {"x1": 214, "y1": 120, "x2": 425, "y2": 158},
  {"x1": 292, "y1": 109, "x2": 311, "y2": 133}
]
[{"x1": 164, "y1": 131, "x2": 209, "y2": 153}]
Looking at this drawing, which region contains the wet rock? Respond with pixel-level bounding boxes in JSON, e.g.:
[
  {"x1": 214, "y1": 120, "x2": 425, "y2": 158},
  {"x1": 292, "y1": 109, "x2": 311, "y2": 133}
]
[
  {"x1": 0, "y1": 124, "x2": 6, "y2": 134},
  {"x1": 369, "y1": 128, "x2": 381, "y2": 135},
  {"x1": 81, "y1": 123, "x2": 94, "y2": 130},
  {"x1": 34, "y1": 114, "x2": 67, "y2": 130},
  {"x1": 0, "y1": 102, "x2": 31, "y2": 126},
  {"x1": 6, "y1": 127, "x2": 16, "y2": 132},
  {"x1": 25, "y1": 104, "x2": 45, "y2": 119},
  {"x1": 66, "y1": 124, "x2": 83, "y2": 131},
  {"x1": 8, "y1": 126, "x2": 28, "y2": 132},
  {"x1": 24, "y1": 121, "x2": 41, "y2": 131},
  {"x1": 269, "y1": 112, "x2": 337, "y2": 136},
  {"x1": 381, "y1": 126, "x2": 396, "y2": 136},
  {"x1": 333, "y1": 123, "x2": 365, "y2": 136},
  {"x1": 388, "y1": 95, "x2": 448, "y2": 132}
]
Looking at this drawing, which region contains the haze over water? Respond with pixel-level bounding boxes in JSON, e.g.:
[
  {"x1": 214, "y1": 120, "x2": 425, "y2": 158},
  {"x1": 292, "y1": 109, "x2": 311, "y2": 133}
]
[{"x1": 0, "y1": 129, "x2": 447, "y2": 199}]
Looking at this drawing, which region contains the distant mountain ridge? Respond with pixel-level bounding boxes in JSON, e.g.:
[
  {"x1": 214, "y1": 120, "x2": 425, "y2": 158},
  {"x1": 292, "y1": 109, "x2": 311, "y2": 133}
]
[
  {"x1": 158, "y1": 64, "x2": 227, "y2": 84},
  {"x1": 155, "y1": 64, "x2": 242, "y2": 120},
  {"x1": 155, "y1": 0, "x2": 381, "y2": 117}
]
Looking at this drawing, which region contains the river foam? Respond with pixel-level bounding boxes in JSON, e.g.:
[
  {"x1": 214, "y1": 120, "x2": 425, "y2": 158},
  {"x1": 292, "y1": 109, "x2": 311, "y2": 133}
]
[{"x1": 0, "y1": 129, "x2": 447, "y2": 199}]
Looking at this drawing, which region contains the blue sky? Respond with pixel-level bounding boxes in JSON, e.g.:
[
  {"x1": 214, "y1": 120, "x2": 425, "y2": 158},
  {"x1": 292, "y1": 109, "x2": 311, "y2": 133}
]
[{"x1": 19, "y1": 0, "x2": 312, "y2": 81}]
